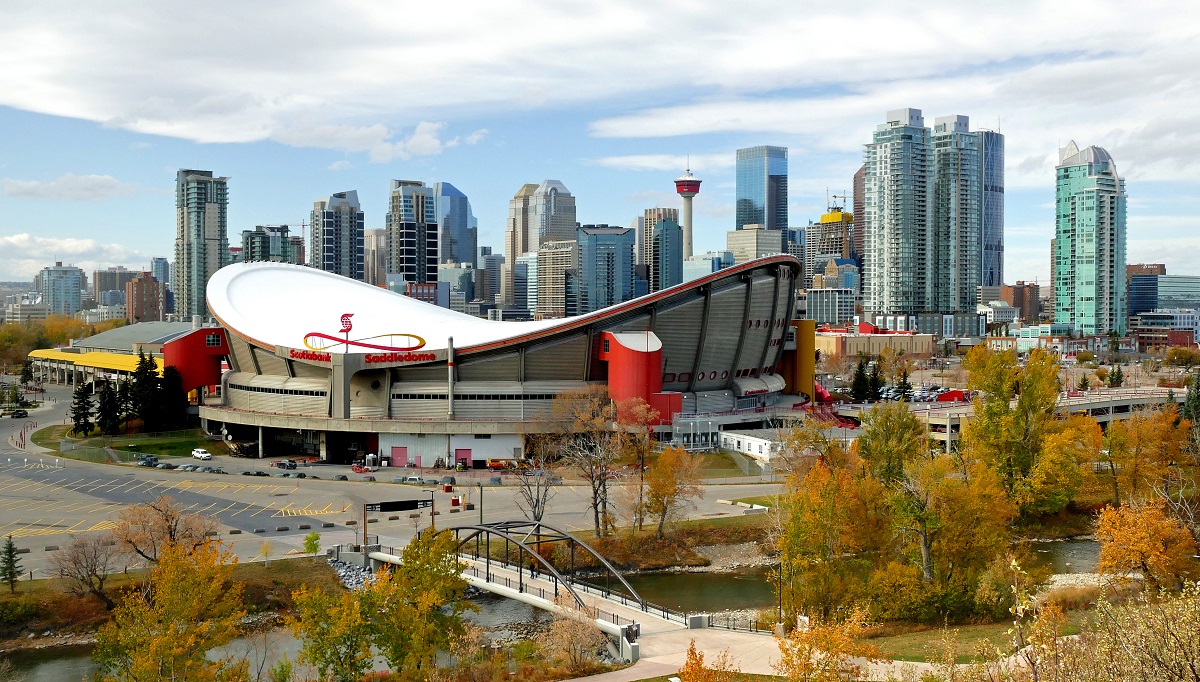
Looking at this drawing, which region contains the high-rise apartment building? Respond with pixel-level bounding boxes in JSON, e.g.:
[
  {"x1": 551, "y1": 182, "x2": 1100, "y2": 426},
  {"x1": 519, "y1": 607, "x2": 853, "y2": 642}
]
[
  {"x1": 650, "y1": 218, "x2": 683, "y2": 292},
  {"x1": 242, "y1": 225, "x2": 304, "y2": 264},
  {"x1": 864, "y1": 110, "x2": 1003, "y2": 319},
  {"x1": 735, "y1": 146, "x2": 788, "y2": 231},
  {"x1": 92, "y1": 266, "x2": 138, "y2": 302},
  {"x1": 385, "y1": 180, "x2": 438, "y2": 285},
  {"x1": 479, "y1": 251, "x2": 504, "y2": 304},
  {"x1": 173, "y1": 169, "x2": 229, "y2": 319},
  {"x1": 536, "y1": 240, "x2": 577, "y2": 319},
  {"x1": 1053, "y1": 141, "x2": 1127, "y2": 335},
  {"x1": 126, "y1": 271, "x2": 165, "y2": 323},
  {"x1": 514, "y1": 253, "x2": 538, "y2": 315},
  {"x1": 851, "y1": 165, "x2": 865, "y2": 265},
  {"x1": 363, "y1": 229, "x2": 387, "y2": 287},
  {"x1": 311, "y1": 191, "x2": 364, "y2": 280},
  {"x1": 864, "y1": 109, "x2": 931, "y2": 317},
  {"x1": 433, "y1": 182, "x2": 477, "y2": 266},
  {"x1": 575, "y1": 226, "x2": 636, "y2": 314},
  {"x1": 640, "y1": 207, "x2": 679, "y2": 266},
  {"x1": 501, "y1": 181, "x2": 575, "y2": 306},
  {"x1": 1001, "y1": 281, "x2": 1041, "y2": 324},
  {"x1": 34, "y1": 262, "x2": 85, "y2": 316}
]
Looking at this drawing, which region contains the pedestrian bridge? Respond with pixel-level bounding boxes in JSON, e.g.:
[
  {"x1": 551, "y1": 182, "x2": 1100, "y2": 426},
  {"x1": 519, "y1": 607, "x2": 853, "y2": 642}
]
[{"x1": 364, "y1": 520, "x2": 774, "y2": 663}]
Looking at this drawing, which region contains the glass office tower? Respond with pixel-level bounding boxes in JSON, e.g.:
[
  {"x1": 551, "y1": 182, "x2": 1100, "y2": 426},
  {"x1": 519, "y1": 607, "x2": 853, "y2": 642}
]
[{"x1": 735, "y1": 146, "x2": 788, "y2": 231}]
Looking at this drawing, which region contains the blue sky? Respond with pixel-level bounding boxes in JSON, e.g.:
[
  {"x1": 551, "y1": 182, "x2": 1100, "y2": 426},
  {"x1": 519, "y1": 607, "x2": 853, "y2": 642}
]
[{"x1": 2, "y1": 1, "x2": 1197, "y2": 284}]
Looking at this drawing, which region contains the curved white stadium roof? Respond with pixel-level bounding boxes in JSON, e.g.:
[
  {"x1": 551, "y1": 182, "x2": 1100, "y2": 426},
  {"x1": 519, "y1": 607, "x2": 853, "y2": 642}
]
[{"x1": 207, "y1": 262, "x2": 569, "y2": 354}]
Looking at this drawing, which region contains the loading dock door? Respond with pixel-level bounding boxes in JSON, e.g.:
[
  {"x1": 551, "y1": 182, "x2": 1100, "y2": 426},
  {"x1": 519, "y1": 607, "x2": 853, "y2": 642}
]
[
  {"x1": 391, "y1": 446, "x2": 408, "y2": 467},
  {"x1": 455, "y1": 448, "x2": 471, "y2": 467}
]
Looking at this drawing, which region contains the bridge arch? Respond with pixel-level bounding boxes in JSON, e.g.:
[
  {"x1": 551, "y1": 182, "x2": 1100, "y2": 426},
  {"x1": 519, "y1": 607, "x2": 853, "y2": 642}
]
[{"x1": 450, "y1": 520, "x2": 645, "y2": 612}]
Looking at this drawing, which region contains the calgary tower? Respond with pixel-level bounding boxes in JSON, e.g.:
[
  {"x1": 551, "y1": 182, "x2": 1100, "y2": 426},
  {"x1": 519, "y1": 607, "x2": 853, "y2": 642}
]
[{"x1": 674, "y1": 167, "x2": 701, "y2": 259}]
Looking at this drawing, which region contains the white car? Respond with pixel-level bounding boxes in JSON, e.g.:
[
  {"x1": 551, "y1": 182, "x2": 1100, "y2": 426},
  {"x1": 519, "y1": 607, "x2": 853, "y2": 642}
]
[{"x1": 191, "y1": 449, "x2": 213, "y2": 460}]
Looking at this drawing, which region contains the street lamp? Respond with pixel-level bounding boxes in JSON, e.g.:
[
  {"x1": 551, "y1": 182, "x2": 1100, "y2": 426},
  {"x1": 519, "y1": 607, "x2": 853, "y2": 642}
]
[
  {"x1": 423, "y1": 489, "x2": 436, "y2": 531},
  {"x1": 477, "y1": 482, "x2": 484, "y2": 526}
]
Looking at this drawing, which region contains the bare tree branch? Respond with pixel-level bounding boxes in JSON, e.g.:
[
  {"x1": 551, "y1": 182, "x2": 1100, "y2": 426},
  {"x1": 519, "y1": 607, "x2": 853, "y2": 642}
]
[{"x1": 50, "y1": 532, "x2": 121, "y2": 609}]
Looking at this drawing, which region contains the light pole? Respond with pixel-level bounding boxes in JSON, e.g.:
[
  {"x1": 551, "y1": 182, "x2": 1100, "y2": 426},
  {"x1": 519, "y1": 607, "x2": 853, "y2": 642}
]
[
  {"x1": 477, "y1": 482, "x2": 484, "y2": 526},
  {"x1": 424, "y1": 490, "x2": 436, "y2": 531}
]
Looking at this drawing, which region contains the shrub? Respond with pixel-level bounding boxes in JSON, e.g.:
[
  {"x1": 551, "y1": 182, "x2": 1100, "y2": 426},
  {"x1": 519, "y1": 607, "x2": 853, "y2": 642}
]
[{"x1": 0, "y1": 594, "x2": 43, "y2": 625}]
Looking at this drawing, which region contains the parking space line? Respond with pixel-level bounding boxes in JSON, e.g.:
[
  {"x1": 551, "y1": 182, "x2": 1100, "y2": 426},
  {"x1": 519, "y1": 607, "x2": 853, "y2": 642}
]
[
  {"x1": 251, "y1": 501, "x2": 278, "y2": 517},
  {"x1": 230, "y1": 503, "x2": 258, "y2": 517}
]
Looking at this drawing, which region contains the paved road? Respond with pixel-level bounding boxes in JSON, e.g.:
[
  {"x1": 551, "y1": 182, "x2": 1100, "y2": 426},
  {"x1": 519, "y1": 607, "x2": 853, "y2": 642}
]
[{"x1": 0, "y1": 375, "x2": 783, "y2": 578}]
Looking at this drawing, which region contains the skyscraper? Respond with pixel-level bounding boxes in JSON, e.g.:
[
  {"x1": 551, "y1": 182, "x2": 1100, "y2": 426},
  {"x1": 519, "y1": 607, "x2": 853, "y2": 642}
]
[
  {"x1": 385, "y1": 180, "x2": 438, "y2": 285},
  {"x1": 34, "y1": 262, "x2": 84, "y2": 316},
  {"x1": 650, "y1": 218, "x2": 683, "y2": 292},
  {"x1": 501, "y1": 181, "x2": 575, "y2": 306},
  {"x1": 864, "y1": 109, "x2": 932, "y2": 317},
  {"x1": 173, "y1": 169, "x2": 228, "y2": 319},
  {"x1": 851, "y1": 165, "x2": 865, "y2": 266},
  {"x1": 931, "y1": 115, "x2": 982, "y2": 314},
  {"x1": 536, "y1": 240, "x2": 577, "y2": 319},
  {"x1": 433, "y1": 182, "x2": 477, "y2": 266},
  {"x1": 514, "y1": 253, "x2": 538, "y2": 314},
  {"x1": 1054, "y1": 142, "x2": 1127, "y2": 334},
  {"x1": 150, "y1": 257, "x2": 171, "y2": 291},
  {"x1": 981, "y1": 131, "x2": 1005, "y2": 287},
  {"x1": 126, "y1": 271, "x2": 165, "y2": 323},
  {"x1": 640, "y1": 207, "x2": 679, "y2": 266},
  {"x1": 310, "y1": 191, "x2": 365, "y2": 281},
  {"x1": 735, "y1": 146, "x2": 788, "y2": 231},
  {"x1": 363, "y1": 229, "x2": 387, "y2": 286},
  {"x1": 576, "y1": 226, "x2": 636, "y2": 314},
  {"x1": 804, "y1": 207, "x2": 853, "y2": 289},
  {"x1": 92, "y1": 266, "x2": 138, "y2": 302}
]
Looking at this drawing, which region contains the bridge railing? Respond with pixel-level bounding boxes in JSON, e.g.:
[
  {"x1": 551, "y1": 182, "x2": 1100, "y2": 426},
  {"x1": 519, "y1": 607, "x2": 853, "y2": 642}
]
[
  {"x1": 706, "y1": 613, "x2": 773, "y2": 634},
  {"x1": 463, "y1": 564, "x2": 638, "y2": 628}
]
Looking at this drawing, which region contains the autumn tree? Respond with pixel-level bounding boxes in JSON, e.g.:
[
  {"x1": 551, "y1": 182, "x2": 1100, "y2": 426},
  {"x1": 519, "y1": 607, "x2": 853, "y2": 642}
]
[
  {"x1": 1103, "y1": 404, "x2": 1191, "y2": 505},
  {"x1": 1096, "y1": 503, "x2": 1199, "y2": 591},
  {"x1": 616, "y1": 397, "x2": 660, "y2": 531},
  {"x1": 517, "y1": 434, "x2": 559, "y2": 523},
  {"x1": 542, "y1": 596, "x2": 608, "y2": 673},
  {"x1": 677, "y1": 640, "x2": 739, "y2": 682},
  {"x1": 773, "y1": 607, "x2": 882, "y2": 682},
  {"x1": 290, "y1": 588, "x2": 372, "y2": 682},
  {"x1": 1014, "y1": 413, "x2": 1098, "y2": 516},
  {"x1": 360, "y1": 529, "x2": 471, "y2": 679},
  {"x1": 854, "y1": 401, "x2": 927, "y2": 484},
  {"x1": 93, "y1": 540, "x2": 247, "y2": 682},
  {"x1": 50, "y1": 532, "x2": 121, "y2": 609},
  {"x1": 114, "y1": 495, "x2": 218, "y2": 563},
  {"x1": 553, "y1": 386, "x2": 626, "y2": 537},
  {"x1": 644, "y1": 445, "x2": 703, "y2": 538},
  {"x1": 774, "y1": 416, "x2": 847, "y2": 475},
  {"x1": 960, "y1": 346, "x2": 1061, "y2": 504}
]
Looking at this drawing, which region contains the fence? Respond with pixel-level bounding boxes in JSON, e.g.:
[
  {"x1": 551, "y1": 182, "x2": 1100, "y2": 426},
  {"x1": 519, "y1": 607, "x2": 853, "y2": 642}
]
[
  {"x1": 58, "y1": 440, "x2": 127, "y2": 463},
  {"x1": 706, "y1": 613, "x2": 773, "y2": 634}
]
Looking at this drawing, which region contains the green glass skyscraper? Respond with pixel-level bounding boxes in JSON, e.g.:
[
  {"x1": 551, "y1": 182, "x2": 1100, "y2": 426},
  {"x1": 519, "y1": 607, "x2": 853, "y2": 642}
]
[{"x1": 1054, "y1": 141, "x2": 1127, "y2": 335}]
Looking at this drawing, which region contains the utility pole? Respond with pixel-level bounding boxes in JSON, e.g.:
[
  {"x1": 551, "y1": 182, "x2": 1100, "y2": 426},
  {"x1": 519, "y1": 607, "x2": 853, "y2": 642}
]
[{"x1": 477, "y1": 482, "x2": 484, "y2": 525}]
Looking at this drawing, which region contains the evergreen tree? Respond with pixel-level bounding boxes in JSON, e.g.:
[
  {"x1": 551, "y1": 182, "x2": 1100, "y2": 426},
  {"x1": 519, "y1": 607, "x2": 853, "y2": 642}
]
[
  {"x1": 117, "y1": 380, "x2": 133, "y2": 434},
  {"x1": 159, "y1": 366, "x2": 190, "y2": 429},
  {"x1": 896, "y1": 367, "x2": 912, "y2": 401},
  {"x1": 1078, "y1": 374, "x2": 1091, "y2": 391},
  {"x1": 1108, "y1": 366, "x2": 1124, "y2": 388},
  {"x1": 0, "y1": 535, "x2": 21, "y2": 594},
  {"x1": 850, "y1": 359, "x2": 869, "y2": 403},
  {"x1": 97, "y1": 381, "x2": 121, "y2": 436},
  {"x1": 69, "y1": 382, "x2": 94, "y2": 436},
  {"x1": 1183, "y1": 372, "x2": 1200, "y2": 424},
  {"x1": 869, "y1": 363, "x2": 884, "y2": 402},
  {"x1": 131, "y1": 350, "x2": 160, "y2": 432},
  {"x1": 20, "y1": 359, "x2": 33, "y2": 385}
]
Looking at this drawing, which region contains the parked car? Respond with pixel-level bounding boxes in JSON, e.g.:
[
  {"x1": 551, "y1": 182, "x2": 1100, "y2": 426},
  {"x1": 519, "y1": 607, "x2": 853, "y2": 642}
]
[
  {"x1": 135, "y1": 460, "x2": 156, "y2": 468},
  {"x1": 252, "y1": 470, "x2": 269, "y2": 477},
  {"x1": 156, "y1": 463, "x2": 176, "y2": 470},
  {"x1": 294, "y1": 472, "x2": 306, "y2": 479},
  {"x1": 334, "y1": 475, "x2": 348, "y2": 481},
  {"x1": 209, "y1": 468, "x2": 226, "y2": 474},
  {"x1": 440, "y1": 475, "x2": 457, "y2": 485},
  {"x1": 350, "y1": 464, "x2": 375, "y2": 474},
  {"x1": 273, "y1": 460, "x2": 297, "y2": 470},
  {"x1": 362, "y1": 476, "x2": 376, "y2": 482},
  {"x1": 177, "y1": 465, "x2": 195, "y2": 472},
  {"x1": 241, "y1": 471, "x2": 256, "y2": 476},
  {"x1": 191, "y1": 449, "x2": 212, "y2": 460},
  {"x1": 9, "y1": 410, "x2": 27, "y2": 419}
]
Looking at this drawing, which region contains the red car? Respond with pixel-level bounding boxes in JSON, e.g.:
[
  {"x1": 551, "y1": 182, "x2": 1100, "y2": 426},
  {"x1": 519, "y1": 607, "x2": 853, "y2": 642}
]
[{"x1": 351, "y1": 464, "x2": 375, "y2": 474}]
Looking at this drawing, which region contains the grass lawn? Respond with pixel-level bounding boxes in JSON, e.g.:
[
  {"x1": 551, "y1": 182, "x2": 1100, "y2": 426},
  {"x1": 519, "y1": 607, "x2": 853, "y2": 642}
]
[
  {"x1": 869, "y1": 611, "x2": 1086, "y2": 663},
  {"x1": 731, "y1": 494, "x2": 780, "y2": 508},
  {"x1": 30, "y1": 425, "x2": 228, "y2": 462},
  {"x1": 693, "y1": 450, "x2": 747, "y2": 478},
  {"x1": 30, "y1": 424, "x2": 72, "y2": 450}
]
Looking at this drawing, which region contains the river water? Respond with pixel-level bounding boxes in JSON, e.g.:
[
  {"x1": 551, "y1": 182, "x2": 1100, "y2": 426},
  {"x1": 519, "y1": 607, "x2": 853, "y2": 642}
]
[{"x1": 6, "y1": 540, "x2": 1099, "y2": 679}]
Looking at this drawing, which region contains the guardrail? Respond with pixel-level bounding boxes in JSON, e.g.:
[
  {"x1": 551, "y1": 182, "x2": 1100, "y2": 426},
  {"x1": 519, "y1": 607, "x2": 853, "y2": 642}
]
[{"x1": 463, "y1": 564, "x2": 637, "y2": 628}]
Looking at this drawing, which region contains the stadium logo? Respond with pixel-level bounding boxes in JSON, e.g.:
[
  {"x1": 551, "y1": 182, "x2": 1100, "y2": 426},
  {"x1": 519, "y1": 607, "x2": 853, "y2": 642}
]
[{"x1": 302, "y1": 314, "x2": 427, "y2": 355}]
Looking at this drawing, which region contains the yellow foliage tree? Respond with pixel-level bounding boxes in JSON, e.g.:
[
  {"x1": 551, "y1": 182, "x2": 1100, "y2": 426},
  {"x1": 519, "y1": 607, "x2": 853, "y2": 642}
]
[
  {"x1": 677, "y1": 639, "x2": 739, "y2": 682},
  {"x1": 1103, "y1": 404, "x2": 1191, "y2": 505},
  {"x1": 854, "y1": 400, "x2": 928, "y2": 484},
  {"x1": 773, "y1": 607, "x2": 882, "y2": 682},
  {"x1": 1014, "y1": 413, "x2": 1099, "y2": 515},
  {"x1": 644, "y1": 445, "x2": 702, "y2": 538},
  {"x1": 290, "y1": 587, "x2": 373, "y2": 682},
  {"x1": 1096, "y1": 503, "x2": 1199, "y2": 590},
  {"x1": 93, "y1": 540, "x2": 246, "y2": 682}
]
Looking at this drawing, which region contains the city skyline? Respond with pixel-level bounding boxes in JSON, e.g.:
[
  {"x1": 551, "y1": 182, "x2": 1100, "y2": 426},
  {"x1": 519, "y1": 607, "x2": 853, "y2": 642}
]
[{"x1": 1, "y1": 2, "x2": 1198, "y2": 285}]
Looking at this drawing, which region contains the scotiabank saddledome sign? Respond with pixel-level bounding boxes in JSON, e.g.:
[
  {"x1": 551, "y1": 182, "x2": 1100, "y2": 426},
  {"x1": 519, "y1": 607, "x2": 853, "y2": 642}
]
[{"x1": 291, "y1": 314, "x2": 436, "y2": 364}]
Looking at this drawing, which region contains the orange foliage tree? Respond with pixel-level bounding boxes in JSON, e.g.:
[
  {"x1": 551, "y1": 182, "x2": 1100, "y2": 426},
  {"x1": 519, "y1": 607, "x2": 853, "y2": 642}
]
[
  {"x1": 1096, "y1": 503, "x2": 1199, "y2": 590},
  {"x1": 678, "y1": 639, "x2": 739, "y2": 682}
]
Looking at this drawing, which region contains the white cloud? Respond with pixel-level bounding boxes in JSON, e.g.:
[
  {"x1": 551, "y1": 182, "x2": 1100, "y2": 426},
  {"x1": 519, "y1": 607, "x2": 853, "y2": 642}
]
[
  {"x1": 1, "y1": 174, "x2": 138, "y2": 201},
  {"x1": 591, "y1": 153, "x2": 734, "y2": 173},
  {"x1": 327, "y1": 160, "x2": 352, "y2": 171},
  {"x1": 0, "y1": 233, "x2": 148, "y2": 280},
  {"x1": 465, "y1": 128, "x2": 488, "y2": 145}
]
